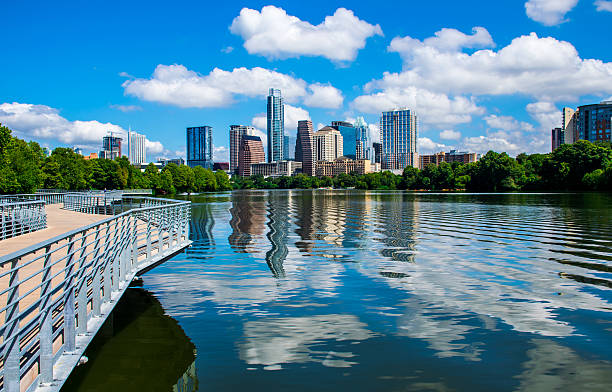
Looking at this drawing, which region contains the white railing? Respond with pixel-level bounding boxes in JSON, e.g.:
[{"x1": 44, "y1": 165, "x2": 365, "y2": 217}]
[
  {"x1": 0, "y1": 197, "x2": 191, "y2": 392},
  {"x1": 0, "y1": 201, "x2": 47, "y2": 241}
]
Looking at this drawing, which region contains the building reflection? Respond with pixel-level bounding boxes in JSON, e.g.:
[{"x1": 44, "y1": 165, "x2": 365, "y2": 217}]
[
  {"x1": 265, "y1": 192, "x2": 291, "y2": 277},
  {"x1": 373, "y1": 192, "x2": 418, "y2": 263},
  {"x1": 187, "y1": 202, "x2": 215, "y2": 259},
  {"x1": 294, "y1": 191, "x2": 316, "y2": 253},
  {"x1": 228, "y1": 191, "x2": 267, "y2": 253}
]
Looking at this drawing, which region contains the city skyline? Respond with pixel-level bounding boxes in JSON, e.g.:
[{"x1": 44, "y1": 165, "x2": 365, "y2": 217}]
[{"x1": 1, "y1": 1, "x2": 612, "y2": 161}]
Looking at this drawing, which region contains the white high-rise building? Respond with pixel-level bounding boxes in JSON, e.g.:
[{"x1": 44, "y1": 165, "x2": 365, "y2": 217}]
[
  {"x1": 314, "y1": 127, "x2": 343, "y2": 162},
  {"x1": 128, "y1": 130, "x2": 147, "y2": 164}
]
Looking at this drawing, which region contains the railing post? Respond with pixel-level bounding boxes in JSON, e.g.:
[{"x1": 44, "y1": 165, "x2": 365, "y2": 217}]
[
  {"x1": 92, "y1": 267, "x2": 102, "y2": 317},
  {"x1": 63, "y1": 236, "x2": 77, "y2": 352},
  {"x1": 39, "y1": 245, "x2": 54, "y2": 385},
  {"x1": 146, "y1": 219, "x2": 152, "y2": 259},
  {"x1": 4, "y1": 258, "x2": 21, "y2": 392},
  {"x1": 131, "y1": 216, "x2": 138, "y2": 270}
]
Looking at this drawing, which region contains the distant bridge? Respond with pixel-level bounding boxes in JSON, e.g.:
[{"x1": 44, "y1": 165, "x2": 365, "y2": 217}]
[{"x1": 0, "y1": 191, "x2": 191, "y2": 392}]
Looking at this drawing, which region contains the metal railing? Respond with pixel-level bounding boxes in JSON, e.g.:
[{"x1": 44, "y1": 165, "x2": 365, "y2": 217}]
[
  {"x1": 63, "y1": 192, "x2": 123, "y2": 215},
  {"x1": 0, "y1": 197, "x2": 191, "y2": 392},
  {"x1": 0, "y1": 201, "x2": 47, "y2": 241},
  {"x1": 0, "y1": 194, "x2": 65, "y2": 206}
]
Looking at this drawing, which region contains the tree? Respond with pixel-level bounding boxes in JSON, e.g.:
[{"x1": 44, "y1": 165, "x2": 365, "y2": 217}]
[
  {"x1": 215, "y1": 170, "x2": 232, "y2": 191},
  {"x1": 468, "y1": 151, "x2": 524, "y2": 191}
]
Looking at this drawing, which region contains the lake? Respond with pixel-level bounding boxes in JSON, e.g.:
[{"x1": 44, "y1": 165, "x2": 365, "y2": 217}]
[{"x1": 65, "y1": 190, "x2": 612, "y2": 391}]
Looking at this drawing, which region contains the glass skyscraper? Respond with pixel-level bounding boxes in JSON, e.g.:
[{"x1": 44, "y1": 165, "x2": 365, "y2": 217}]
[
  {"x1": 380, "y1": 109, "x2": 418, "y2": 170},
  {"x1": 186, "y1": 126, "x2": 213, "y2": 169},
  {"x1": 267, "y1": 88, "x2": 284, "y2": 162},
  {"x1": 331, "y1": 121, "x2": 356, "y2": 159},
  {"x1": 577, "y1": 101, "x2": 612, "y2": 142},
  {"x1": 354, "y1": 117, "x2": 370, "y2": 160}
]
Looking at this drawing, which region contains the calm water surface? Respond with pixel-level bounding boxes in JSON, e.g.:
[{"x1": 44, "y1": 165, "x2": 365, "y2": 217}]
[{"x1": 67, "y1": 191, "x2": 612, "y2": 391}]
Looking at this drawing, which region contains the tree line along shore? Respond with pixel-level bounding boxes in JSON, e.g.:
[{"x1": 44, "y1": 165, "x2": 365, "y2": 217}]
[{"x1": 2, "y1": 124, "x2": 611, "y2": 194}]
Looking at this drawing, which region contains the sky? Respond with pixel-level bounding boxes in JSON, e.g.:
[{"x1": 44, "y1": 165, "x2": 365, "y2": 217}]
[{"x1": 1, "y1": 0, "x2": 612, "y2": 162}]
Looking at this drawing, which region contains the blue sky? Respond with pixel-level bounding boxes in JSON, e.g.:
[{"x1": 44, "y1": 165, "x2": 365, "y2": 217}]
[{"x1": 1, "y1": 0, "x2": 611, "y2": 161}]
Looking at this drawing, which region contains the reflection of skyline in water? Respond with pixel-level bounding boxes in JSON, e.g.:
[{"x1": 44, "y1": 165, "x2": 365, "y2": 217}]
[{"x1": 142, "y1": 191, "x2": 612, "y2": 391}]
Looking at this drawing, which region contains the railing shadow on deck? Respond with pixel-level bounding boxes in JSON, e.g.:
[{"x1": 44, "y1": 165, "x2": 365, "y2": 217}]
[{"x1": 0, "y1": 195, "x2": 191, "y2": 392}]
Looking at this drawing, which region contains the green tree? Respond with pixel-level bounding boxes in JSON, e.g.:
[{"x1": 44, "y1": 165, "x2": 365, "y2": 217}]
[{"x1": 214, "y1": 170, "x2": 232, "y2": 191}]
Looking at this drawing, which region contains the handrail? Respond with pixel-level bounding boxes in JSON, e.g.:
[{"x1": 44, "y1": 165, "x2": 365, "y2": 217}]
[
  {"x1": 0, "y1": 200, "x2": 47, "y2": 240},
  {"x1": 0, "y1": 196, "x2": 191, "y2": 392}
]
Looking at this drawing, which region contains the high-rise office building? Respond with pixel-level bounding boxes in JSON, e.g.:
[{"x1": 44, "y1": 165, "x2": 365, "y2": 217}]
[
  {"x1": 238, "y1": 135, "x2": 265, "y2": 177},
  {"x1": 373, "y1": 142, "x2": 382, "y2": 164},
  {"x1": 230, "y1": 125, "x2": 255, "y2": 173},
  {"x1": 354, "y1": 117, "x2": 370, "y2": 160},
  {"x1": 381, "y1": 109, "x2": 418, "y2": 170},
  {"x1": 552, "y1": 128, "x2": 564, "y2": 151},
  {"x1": 562, "y1": 107, "x2": 578, "y2": 145},
  {"x1": 128, "y1": 130, "x2": 147, "y2": 164},
  {"x1": 577, "y1": 101, "x2": 612, "y2": 143},
  {"x1": 314, "y1": 127, "x2": 343, "y2": 162},
  {"x1": 100, "y1": 135, "x2": 122, "y2": 160},
  {"x1": 186, "y1": 126, "x2": 213, "y2": 169},
  {"x1": 295, "y1": 120, "x2": 315, "y2": 176},
  {"x1": 267, "y1": 88, "x2": 284, "y2": 162},
  {"x1": 283, "y1": 135, "x2": 289, "y2": 160},
  {"x1": 331, "y1": 121, "x2": 356, "y2": 159}
]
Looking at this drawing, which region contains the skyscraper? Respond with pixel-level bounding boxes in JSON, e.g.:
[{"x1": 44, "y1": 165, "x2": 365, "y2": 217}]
[
  {"x1": 373, "y1": 142, "x2": 382, "y2": 164},
  {"x1": 128, "y1": 130, "x2": 147, "y2": 164},
  {"x1": 267, "y1": 88, "x2": 284, "y2": 162},
  {"x1": 100, "y1": 135, "x2": 122, "y2": 160},
  {"x1": 562, "y1": 107, "x2": 578, "y2": 144},
  {"x1": 314, "y1": 127, "x2": 343, "y2": 162},
  {"x1": 380, "y1": 109, "x2": 418, "y2": 170},
  {"x1": 577, "y1": 101, "x2": 612, "y2": 143},
  {"x1": 331, "y1": 121, "x2": 356, "y2": 159},
  {"x1": 186, "y1": 126, "x2": 213, "y2": 169},
  {"x1": 283, "y1": 135, "x2": 289, "y2": 160},
  {"x1": 295, "y1": 120, "x2": 315, "y2": 176},
  {"x1": 238, "y1": 135, "x2": 265, "y2": 177},
  {"x1": 354, "y1": 117, "x2": 370, "y2": 160},
  {"x1": 230, "y1": 125, "x2": 255, "y2": 173},
  {"x1": 552, "y1": 128, "x2": 564, "y2": 151}
]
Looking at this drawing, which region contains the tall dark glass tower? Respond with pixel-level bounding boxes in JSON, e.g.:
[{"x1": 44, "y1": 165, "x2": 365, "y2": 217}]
[
  {"x1": 331, "y1": 121, "x2": 356, "y2": 159},
  {"x1": 267, "y1": 88, "x2": 284, "y2": 162},
  {"x1": 186, "y1": 126, "x2": 213, "y2": 169}
]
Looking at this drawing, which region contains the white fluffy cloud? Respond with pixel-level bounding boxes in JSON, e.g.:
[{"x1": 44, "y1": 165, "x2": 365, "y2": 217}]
[
  {"x1": 484, "y1": 115, "x2": 535, "y2": 132},
  {"x1": 595, "y1": 0, "x2": 612, "y2": 11},
  {"x1": 381, "y1": 29, "x2": 612, "y2": 102},
  {"x1": 419, "y1": 137, "x2": 451, "y2": 154},
  {"x1": 526, "y1": 101, "x2": 560, "y2": 131},
  {"x1": 439, "y1": 130, "x2": 461, "y2": 140},
  {"x1": 229, "y1": 6, "x2": 382, "y2": 62},
  {"x1": 0, "y1": 102, "x2": 165, "y2": 154},
  {"x1": 213, "y1": 146, "x2": 229, "y2": 162},
  {"x1": 389, "y1": 27, "x2": 494, "y2": 53},
  {"x1": 303, "y1": 84, "x2": 344, "y2": 109},
  {"x1": 461, "y1": 134, "x2": 525, "y2": 156},
  {"x1": 525, "y1": 0, "x2": 579, "y2": 25},
  {"x1": 123, "y1": 64, "x2": 343, "y2": 109},
  {"x1": 353, "y1": 86, "x2": 484, "y2": 127}
]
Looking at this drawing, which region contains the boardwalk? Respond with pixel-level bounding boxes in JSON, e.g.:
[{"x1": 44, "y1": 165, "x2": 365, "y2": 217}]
[
  {"x1": 0, "y1": 196, "x2": 191, "y2": 392},
  {"x1": 0, "y1": 204, "x2": 106, "y2": 258}
]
